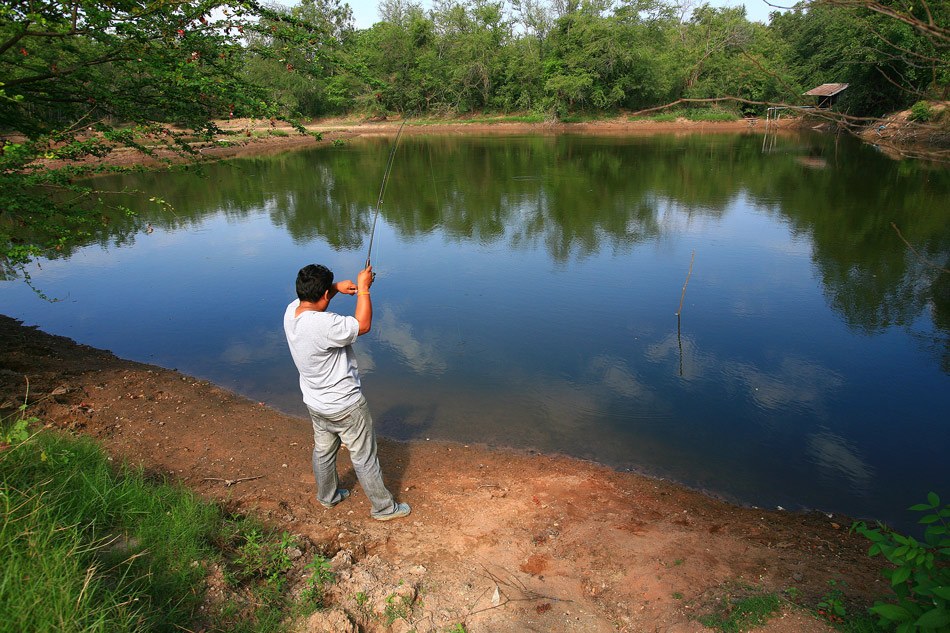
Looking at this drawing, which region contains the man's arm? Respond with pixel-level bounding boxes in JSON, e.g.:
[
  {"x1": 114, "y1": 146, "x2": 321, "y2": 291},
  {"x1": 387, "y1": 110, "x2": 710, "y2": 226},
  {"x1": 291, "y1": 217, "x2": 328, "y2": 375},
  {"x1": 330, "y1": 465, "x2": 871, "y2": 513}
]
[
  {"x1": 355, "y1": 266, "x2": 373, "y2": 335},
  {"x1": 331, "y1": 279, "x2": 358, "y2": 299}
]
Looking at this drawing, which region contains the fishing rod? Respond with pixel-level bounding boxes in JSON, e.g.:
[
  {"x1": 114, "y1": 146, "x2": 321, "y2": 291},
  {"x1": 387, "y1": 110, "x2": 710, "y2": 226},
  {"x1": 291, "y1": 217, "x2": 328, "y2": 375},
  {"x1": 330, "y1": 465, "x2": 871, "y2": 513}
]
[{"x1": 365, "y1": 119, "x2": 408, "y2": 272}]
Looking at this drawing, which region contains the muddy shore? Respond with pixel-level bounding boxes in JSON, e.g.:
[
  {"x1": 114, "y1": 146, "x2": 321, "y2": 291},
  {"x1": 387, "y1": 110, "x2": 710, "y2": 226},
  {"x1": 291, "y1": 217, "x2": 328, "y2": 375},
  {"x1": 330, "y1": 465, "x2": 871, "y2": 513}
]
[{"x1": 3, "y1": 118, "x2": 895, "y2": 632}]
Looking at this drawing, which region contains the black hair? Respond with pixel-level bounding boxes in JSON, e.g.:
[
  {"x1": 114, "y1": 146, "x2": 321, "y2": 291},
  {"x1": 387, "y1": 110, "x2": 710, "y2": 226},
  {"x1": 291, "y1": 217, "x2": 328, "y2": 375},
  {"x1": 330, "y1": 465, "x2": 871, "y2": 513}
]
[{"x1": 296, "y1": 264, "x2": 333, "y2": 302}]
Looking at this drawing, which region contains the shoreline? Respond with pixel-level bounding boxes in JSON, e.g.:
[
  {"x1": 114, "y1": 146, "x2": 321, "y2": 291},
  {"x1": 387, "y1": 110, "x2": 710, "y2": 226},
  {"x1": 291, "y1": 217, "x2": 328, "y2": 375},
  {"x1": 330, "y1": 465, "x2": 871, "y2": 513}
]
[
  {"x1": 22, "y1": 110, "x2": 947, "y2": 175},
  {"x1": 1, "y1": 314, "x2": 888, "y2": 632},
  {"x1": 31, "y1": 116, "x2": 801, "y2": 172}
]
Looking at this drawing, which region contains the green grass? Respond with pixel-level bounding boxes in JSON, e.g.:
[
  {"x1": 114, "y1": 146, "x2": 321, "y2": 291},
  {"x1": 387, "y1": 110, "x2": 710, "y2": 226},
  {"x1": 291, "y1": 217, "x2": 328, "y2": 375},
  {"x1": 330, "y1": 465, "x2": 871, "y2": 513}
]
[
  {"x1": 0, "y1": 426, "x2": 327, "y2": 633},
  {"x1": 407, "y1": 113, "x2": 547, "y2": 125},
  {"x1": 696, "y1": 585, "x2": 880, "y2": 633},
  {"x1": 647, "y1": 112, "x2": 680, "y2": 122},
  {"x1": 831, "y1": 617, "x2": 879, "y2": 633},
  {"x1": 688, "y1": 108, "x2": 740, "y2": 122},
  {"x1": 558, "y1": 112, "x2": 608, "y2": 123},
  {"x1": 0, "y1": 431, "x2": 216, "y2": 632},
  {"x1": 250, "y1": 129, "x2": 291, "y2": 138},
  {"x1": 638, "y1": 108, "x2": 741, "y2": 123},
  {"x1": 698, "y1": 592, "x2": 782, "y2": 632}
]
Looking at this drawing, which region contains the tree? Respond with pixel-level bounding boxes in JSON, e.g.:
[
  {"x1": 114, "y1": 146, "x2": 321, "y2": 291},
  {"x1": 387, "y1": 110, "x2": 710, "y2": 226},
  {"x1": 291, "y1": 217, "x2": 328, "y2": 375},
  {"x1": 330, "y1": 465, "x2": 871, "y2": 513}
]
[
  {"x1": 0, "y1": 0, "x2": 336, "y2": 274},
  {"x1": 541, "y1": 0, "x2": 682, "y2": 116},
  {"x1": 821, "y1": 0, "x2": 949, "y2": 101},
  {"x1": 611, "y1": 0, "x2": 681, "y2": 109},
  {"x1": 679, "y1": 5, "x2": 753, "y2": 94},
  {"x1": 242, "y1": 0, "x2": 359, "y2": 116},
  {"x1": 770, "y1": 0, "x2": 949, "y2": 114},
  {"x1": 512, "y1": 0, "x2": 554, "y2": 58},
  {"x1": 354, "y1": 2, "x2": 444, "y2": 114},
  {"x1": 431, "y1": 0, "x2": 512, "y2": 112},
  {"x1": 674, "y1": 5, "x2": 797, "y2": 109},
  {"x1": 543, "y1": 0, "x2": 631, "y2": 115}
]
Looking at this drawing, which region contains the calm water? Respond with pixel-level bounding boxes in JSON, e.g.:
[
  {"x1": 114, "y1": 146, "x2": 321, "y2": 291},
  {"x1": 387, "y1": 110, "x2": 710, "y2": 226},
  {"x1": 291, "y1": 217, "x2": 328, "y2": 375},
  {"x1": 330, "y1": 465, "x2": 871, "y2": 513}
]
[{"x1": 2, "y1": 132, "x2": 948, "y2": 531}]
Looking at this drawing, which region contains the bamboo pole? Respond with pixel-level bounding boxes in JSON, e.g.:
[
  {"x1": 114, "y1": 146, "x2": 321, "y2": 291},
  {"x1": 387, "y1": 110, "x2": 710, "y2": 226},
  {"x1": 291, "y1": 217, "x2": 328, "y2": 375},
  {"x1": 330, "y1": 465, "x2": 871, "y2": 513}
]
[{"x1": 675, "y1": 251, "x2": 696, "y2": 317}]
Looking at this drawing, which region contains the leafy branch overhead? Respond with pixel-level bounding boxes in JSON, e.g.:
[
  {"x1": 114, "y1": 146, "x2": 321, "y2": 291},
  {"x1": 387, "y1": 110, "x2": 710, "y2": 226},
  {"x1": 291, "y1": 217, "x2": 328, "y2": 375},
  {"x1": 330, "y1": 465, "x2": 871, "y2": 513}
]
[
  {"x1": 1, "y1": 0, "x2": 343, "y2": 136},
  {"x1": 0, "y1": 0, "x2": 348, "y2": 274}
]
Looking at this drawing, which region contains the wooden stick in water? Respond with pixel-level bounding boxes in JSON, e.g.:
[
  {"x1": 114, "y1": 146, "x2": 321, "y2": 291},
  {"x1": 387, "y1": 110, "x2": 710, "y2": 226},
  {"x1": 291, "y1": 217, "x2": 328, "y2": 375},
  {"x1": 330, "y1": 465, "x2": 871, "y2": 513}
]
[
  {"x1": 676, "y1": 251, "x2": 696, "y2": 317},
  {"x1": 891, "y1": 222, "x2": 949, "y2": 274}
]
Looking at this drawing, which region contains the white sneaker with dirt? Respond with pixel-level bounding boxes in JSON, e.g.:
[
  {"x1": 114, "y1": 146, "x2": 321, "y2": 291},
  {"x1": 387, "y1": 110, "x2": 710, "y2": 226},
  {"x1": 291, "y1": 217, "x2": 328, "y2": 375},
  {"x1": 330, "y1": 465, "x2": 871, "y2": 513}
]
[{"x1": 372, "y1": 502, "x2": 411, "y2": 521}]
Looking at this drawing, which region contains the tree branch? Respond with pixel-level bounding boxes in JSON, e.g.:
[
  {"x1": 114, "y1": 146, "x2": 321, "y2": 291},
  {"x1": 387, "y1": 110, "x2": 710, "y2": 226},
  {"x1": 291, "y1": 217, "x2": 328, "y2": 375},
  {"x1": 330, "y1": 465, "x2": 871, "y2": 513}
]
[
  {"x1": 891, "y1": 222, "x2": 950, "y2": 274},
  {"x1": 861, "y1": 20, "x2": 945, "y2": 65},
  {"x1": 873, "y1": 63, "x2": 928, "y2": 99},
  {"x1": 819, "y1": 0, "x2": 949, "y2": 43},
  {"x1": 4, "y1": 52, "x2": 132, "y2": 88},
  {"x1": 739, "y1": 50, "x2": 800, "y2": 97},
  {"x1": 0, "y1": 22, "x2": 30, "y2": 58},
  {"x1": 21, "y1": 28, "x2": 93, "y2": 37}
]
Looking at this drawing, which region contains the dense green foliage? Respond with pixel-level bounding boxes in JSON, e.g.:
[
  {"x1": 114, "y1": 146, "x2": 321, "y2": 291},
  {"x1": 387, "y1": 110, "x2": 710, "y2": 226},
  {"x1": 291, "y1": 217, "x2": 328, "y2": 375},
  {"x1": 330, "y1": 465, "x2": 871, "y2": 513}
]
[
  {"x1": 3, "y1": 0, "x2": 944, "y2": 133},
  {"x1": 910, "y1": 101, "x2": 935, "y2": 123},
  {"x1": 853, "y1": 494, "x2": 950, "y2": 633},
  {"x1": 1, "y1": 0, "x2": 947, "y2": 270},
  {"x1": 240, "y1": 0, "x2": 947, "y2": 119},
  {"x1": 0, "y1": 424, "x2": 331, "y2": 632}
]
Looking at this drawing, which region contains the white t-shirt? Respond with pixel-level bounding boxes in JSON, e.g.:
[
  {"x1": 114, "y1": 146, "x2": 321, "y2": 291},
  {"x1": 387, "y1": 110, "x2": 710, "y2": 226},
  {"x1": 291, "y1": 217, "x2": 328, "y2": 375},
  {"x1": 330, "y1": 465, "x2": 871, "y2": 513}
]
[{"x1": 283, "y1": 299, "x2": 362, "y2": 415}]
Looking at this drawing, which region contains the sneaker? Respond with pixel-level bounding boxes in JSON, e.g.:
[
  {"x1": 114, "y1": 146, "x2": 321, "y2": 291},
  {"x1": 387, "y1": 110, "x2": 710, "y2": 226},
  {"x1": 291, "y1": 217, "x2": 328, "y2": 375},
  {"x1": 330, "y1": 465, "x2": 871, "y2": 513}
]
[
  {"x1": 372, "y1": 502, "x2": 411, "y2": 521},
  {"x1": 319, "y1": 488, "x2": 350, "y2": 509}
]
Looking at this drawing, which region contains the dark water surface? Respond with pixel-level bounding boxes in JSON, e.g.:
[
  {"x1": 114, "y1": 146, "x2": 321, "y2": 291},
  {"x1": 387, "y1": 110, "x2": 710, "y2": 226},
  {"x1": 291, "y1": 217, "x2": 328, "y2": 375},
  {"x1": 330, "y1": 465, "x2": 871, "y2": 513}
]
[{"x1": 3, "y1": 131, "x2": 948, "y2": 531}]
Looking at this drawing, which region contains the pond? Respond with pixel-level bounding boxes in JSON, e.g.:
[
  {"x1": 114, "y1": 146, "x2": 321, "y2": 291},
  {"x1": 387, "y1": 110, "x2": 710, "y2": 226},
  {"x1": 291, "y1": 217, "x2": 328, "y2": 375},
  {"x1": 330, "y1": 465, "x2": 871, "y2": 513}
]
[{"x1": 2, "y1": 130, "x2": 948, "y2": 532}]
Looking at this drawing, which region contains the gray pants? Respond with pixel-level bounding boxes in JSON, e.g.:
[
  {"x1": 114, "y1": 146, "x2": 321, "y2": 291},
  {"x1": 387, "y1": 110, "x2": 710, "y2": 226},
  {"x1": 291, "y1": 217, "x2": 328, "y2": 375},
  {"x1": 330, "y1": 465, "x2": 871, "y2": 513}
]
[{"x1": 308, "y1": 396, "x2": 397, "y2": 516}]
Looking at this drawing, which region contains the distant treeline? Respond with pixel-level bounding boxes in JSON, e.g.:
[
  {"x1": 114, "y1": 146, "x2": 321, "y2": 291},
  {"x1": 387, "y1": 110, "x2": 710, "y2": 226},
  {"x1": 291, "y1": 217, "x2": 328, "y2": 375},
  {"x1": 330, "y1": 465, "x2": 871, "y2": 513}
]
[{"x1": 247, "y1": 0, "x2": 948, "y2": 119}]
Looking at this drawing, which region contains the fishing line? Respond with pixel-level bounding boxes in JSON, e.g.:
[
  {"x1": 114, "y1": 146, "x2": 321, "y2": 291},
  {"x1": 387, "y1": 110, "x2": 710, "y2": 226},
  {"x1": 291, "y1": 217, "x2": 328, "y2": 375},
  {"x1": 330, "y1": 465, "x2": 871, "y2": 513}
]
[{"x1": 365, "y1": 119, "x2": 408, "y2": 271}]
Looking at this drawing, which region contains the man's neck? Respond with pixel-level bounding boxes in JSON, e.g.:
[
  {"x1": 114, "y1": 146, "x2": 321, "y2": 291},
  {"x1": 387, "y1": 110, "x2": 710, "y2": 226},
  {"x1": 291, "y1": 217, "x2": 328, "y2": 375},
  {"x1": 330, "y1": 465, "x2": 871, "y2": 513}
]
[{"x1": 295, "y1": 299, "x2": 328, "y2": 317}]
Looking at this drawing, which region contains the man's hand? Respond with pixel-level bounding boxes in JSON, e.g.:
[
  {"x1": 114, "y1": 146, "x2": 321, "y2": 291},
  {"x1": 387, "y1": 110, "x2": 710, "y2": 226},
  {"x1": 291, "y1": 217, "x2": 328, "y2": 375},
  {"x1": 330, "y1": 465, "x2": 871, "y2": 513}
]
[
  {"x1": 335, "y1": 280, "x2": 358, "y2": 295},
  {"x1": 355, "y1": 265, "x2": 373, "y2": 335},
  {"x1": 357, "y1": 266, "x2": 374, "y2": 293}
]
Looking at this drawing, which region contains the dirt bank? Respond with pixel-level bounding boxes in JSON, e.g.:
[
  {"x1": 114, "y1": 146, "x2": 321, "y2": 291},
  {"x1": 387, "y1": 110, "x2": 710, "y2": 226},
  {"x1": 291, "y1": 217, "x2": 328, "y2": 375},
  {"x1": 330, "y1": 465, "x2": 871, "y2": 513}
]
[
  {"x1": 1, "y1": 315, "x2": 889, "y2": 632},
  {"x1": 31, "y1": 115, "x2": 791, "y2": 172},
  {"x1": 855, "y1": 101, "x2": 950, "y2": 161}
]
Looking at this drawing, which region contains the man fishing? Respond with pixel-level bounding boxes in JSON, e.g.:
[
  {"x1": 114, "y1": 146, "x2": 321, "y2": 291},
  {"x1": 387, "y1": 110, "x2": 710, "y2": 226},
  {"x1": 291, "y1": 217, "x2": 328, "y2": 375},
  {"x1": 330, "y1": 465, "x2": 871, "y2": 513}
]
[{"x1": 283, "y1": 263, "x2": 410, "y2": 521}]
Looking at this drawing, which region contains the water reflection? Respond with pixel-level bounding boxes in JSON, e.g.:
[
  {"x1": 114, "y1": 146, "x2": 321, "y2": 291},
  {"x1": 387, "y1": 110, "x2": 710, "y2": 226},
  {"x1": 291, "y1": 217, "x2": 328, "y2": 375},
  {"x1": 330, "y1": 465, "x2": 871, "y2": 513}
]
[
  {"x1": 375, "y1": 305, "x2": 450, "y2": 375},
  {"x1": 587, "y1": 355, "x2": 652, "y2": 400},
  {"x1": 727, "y1": 357, "x2": 844, "y2": 415},
  {"x1": 51, "y1": 136, "x2": 949, "y2": 356},
  {"x1": 808, "y1": 430, "x2": 875, "y2": 492},
  {"x1": 646, "y1": 332, "x2": 704, "y2": 382},
  {"x1": 2, "y1": 132, "x2": 948, "y2": 532},
  {"x1": 219, "y1": 328, "x2": 287, "y2": 366}
]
